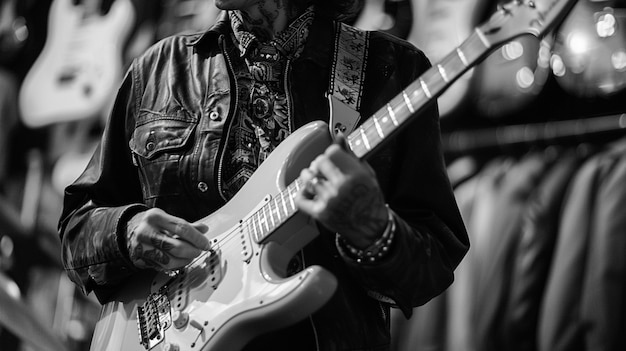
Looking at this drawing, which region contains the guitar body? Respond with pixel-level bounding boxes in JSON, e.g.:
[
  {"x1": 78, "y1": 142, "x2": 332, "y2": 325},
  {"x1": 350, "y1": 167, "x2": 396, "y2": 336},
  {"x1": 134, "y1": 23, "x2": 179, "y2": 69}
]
[
  {"x1": 18, "y1": 0, "x2": 135, "y2": 128},
  {"x1": 91, "y1": 122, "x2": 338, "y2": 351}
]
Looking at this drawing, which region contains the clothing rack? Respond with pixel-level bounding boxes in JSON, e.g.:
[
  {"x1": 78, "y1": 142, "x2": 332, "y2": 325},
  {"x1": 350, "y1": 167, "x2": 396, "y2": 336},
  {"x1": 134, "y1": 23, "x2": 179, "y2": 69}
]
[{"x1": 442, "y1": 113, "x2": 626, "y2": 155}]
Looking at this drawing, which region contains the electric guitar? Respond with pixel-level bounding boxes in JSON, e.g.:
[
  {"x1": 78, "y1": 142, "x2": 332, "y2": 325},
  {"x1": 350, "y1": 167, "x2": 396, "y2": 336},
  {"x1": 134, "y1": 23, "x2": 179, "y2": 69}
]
[
  {"x1": 18, "y1": 0, "x2": 135, "y2": 128},
  {"x1": 89, "y1": 1, "x2": 578, "y2": 350}
]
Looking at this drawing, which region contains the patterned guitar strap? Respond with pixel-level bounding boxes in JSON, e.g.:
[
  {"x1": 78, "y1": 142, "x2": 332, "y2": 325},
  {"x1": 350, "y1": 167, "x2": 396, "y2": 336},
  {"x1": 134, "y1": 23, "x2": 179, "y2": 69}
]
[
  {"x1": 329, "y1": 23, "x2": 398, "y2": 306},
  {"x1": 328, "y1": 22, "x2": 369, "y2": 139}
]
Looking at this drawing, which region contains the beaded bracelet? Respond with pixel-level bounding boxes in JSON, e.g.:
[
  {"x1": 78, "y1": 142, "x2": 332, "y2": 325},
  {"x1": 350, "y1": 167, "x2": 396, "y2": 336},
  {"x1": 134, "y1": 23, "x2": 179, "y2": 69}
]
[{"x1": 336, "y1": 206, "x2": 396, "y2": 263}]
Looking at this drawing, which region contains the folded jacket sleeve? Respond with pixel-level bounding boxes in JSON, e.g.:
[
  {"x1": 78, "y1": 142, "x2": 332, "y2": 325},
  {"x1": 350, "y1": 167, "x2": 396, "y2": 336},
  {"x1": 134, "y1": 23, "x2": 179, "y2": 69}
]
[{"x1": 58, "y1": 64, "x2": 149, "y2": 303}]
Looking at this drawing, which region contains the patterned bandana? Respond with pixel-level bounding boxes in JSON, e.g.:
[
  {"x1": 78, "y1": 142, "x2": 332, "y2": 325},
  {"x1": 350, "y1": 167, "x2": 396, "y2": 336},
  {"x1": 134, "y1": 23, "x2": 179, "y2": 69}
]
[{"x1": 221, "y1": 8, "x2": 314, "y2": 200}]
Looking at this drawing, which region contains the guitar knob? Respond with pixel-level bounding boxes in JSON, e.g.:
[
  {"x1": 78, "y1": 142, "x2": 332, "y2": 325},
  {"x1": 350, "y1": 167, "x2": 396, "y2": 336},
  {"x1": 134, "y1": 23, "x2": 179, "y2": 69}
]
[
  {"x1": 171, "y1": 310, "x2": 189, "y2": 329},
  {"x1": 163, "y1": 343, "x2": 180, "y2": 351}
]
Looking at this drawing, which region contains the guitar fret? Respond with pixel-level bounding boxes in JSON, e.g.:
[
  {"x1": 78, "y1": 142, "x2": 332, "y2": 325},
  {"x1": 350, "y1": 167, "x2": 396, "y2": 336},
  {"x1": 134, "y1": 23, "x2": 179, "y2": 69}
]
[
  {"x1": 261, "y1": 209, "x2": 269, "y2": 233},
  {"x1": 258, "y1": 211, "x2": 266, "y2": 240},
  {"x1": 402, "y1": 91, "x2": 415, "y2": 113},
  {"x1": 281, "y1": 194, "x2": 289, "y2": 218},
  {"x1": 437, "y1": 64, "x2": 449, "y2": 82},
  {"x1": 373, "y1": 115, "x2": 384, "y2": 138},
  {"x1": 419, "y1": 78, "x2": 432, "y2": 99},
  {"x1": 348, "y1": 136, "x2": 356, "y2": 152},
  {"x1": 252, "y1": 212, "x2": 260, "y2": 241},
  {"x1": 289, "y1": 183, "x2": 298, "y2": 210},
  {"x1": 254, "y1": 221, "x2": 262, "y2": 242},
  {"x1": 245, "y1": 220, "x2": 254, "y2": 242},
  {"x1": 268, "y1": 202, "x2": 280, "y2": 228},
  {"x1": 474, "y1": 27, "x2": 490, "y2": 48},
  {"x1": 456, "y1": 47, "x2": 469, "y2": 67},
  {"x1": 386, "y1": 104, "x2": 399, "y2": 126},
  {"x1": 276, "y1": 198, "x2": 283, "y2": 221},
  {"x1": 359, "y1": 126, "x2": 371, "y2": 150}
]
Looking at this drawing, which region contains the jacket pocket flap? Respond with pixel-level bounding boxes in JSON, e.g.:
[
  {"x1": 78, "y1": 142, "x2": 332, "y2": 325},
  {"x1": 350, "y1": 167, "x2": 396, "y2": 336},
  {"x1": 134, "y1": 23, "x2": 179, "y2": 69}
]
[{"x1": 129, "y1": 118, "x2": 196, "y2": 159}]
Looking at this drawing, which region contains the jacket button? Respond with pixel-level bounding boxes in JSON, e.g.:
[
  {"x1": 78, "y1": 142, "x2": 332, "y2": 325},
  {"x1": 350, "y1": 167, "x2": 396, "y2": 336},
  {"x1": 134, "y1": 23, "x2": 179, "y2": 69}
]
[
  {"x1": 209, "y1": 111, "x2": 220, "y2": 121},
  {"x1": 197, "y1": 182, "x2": 209, "y2": 192}
]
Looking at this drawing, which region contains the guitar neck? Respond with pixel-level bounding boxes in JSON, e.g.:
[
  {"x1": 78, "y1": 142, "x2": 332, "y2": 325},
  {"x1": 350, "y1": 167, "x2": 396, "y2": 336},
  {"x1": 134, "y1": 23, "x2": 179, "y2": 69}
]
[{"x1": 347, "y1": 28, "x2": 493, "y2": 160}]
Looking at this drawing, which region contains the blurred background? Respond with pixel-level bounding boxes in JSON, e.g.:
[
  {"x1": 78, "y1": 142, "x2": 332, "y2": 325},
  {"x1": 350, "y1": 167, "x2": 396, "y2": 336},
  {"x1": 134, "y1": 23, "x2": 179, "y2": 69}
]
[{"x1": 0, "y1": 0, "x2": 625, "y2": 350}]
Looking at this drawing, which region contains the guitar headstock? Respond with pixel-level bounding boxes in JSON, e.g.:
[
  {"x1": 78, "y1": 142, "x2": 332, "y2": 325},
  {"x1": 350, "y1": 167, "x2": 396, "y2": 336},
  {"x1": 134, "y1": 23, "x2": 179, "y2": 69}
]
[{"x1": 478, "y1": 0, "x2": 578, "y2": 47}]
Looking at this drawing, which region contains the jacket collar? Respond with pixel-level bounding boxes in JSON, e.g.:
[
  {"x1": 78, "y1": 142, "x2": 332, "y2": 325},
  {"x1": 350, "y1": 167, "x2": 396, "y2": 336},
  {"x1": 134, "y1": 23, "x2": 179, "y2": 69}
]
[
  {"x1": 188, "y1": 10, "x2": 334, "y2": 70},
  {"x1": 186, "y1": 11, "x2": 230, "y2": 48}
]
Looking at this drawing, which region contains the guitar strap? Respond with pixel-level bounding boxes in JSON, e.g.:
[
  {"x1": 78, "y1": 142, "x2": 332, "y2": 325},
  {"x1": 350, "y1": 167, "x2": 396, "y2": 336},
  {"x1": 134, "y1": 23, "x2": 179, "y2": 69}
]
[
  {"x1": 328, "y1": 23, "x2": 399, "y2": 306},
  {"x1": 327, "y1": 22, "x2": 369, "y2": 139}
]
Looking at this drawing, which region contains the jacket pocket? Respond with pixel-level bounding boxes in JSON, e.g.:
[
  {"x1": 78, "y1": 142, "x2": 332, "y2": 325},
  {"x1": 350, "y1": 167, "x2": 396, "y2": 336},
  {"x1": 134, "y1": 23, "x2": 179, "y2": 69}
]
[{"x1": 129, "y1": 111, "x2": 197, "y2": 202}]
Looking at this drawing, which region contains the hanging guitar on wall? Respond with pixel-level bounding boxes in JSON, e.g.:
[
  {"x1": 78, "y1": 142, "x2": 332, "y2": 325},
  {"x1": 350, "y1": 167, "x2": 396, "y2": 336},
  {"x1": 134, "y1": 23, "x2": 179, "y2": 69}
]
[{"x1": 18, "y1": 0, "x2": 135, "y2": 128}]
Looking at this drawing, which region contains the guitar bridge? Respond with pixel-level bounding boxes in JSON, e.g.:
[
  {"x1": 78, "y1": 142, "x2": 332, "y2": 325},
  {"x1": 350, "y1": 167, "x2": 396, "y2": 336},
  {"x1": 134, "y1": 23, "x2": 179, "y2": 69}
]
[{"x1": 137, "y1": 288, "x2": 172, "y2": 350}]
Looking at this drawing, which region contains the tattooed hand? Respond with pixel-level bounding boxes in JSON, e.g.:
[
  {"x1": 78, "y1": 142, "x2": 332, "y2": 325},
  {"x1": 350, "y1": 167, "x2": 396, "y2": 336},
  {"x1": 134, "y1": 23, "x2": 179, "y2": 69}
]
[
  {"x1": 295, "y1": 135, "x2": 389, "y2": 249},
  {"x1": 125, "y1": 208, "x2": 210, "y2": 271}
]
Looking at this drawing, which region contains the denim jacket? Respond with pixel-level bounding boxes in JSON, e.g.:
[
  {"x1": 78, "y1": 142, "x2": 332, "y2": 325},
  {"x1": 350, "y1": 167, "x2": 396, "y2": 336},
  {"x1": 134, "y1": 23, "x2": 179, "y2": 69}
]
[{"x1": 59, "y1": 11, "x2": 468, "y2": 351}]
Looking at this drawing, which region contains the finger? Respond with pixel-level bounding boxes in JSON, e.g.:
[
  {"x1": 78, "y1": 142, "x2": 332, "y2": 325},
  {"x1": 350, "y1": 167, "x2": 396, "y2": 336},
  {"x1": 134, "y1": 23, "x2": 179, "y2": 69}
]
[
  {"x1": 133, "y1": 235, "x2": 203, "y2": 270},
  {"x1": 149, "y1": 212, "x2": 211, "y2": 250},
  {"x1": 132, "y1": 229, "x2": 199, "y2": 257},
  {"x1": 140, "y1": 248, "x2": 195, "y2": 271},
  {"x1": 295, "y1": 188, "x2": 325, "y2": 218},
  {"x1": 128, "y1": 238, "x2": 173, "y2": 270},
  {"x1": 148, "y1": 232, "x2": 203, "y2": 259},
  {"x1": 315, "y1": 153, "x2": 345, "y2": 185},
  {"x1": 299, "y1": 167, "x2": 319, "y2": 199},
  {"x1": 192, "y1": 222, "x2": 209, "y2": 233}
]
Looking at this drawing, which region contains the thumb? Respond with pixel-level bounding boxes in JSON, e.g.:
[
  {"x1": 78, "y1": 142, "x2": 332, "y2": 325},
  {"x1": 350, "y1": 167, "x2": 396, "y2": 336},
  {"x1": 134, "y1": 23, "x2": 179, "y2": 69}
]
[{"x1": 192, "y1": 222, "x2": 209, "y2": 233}]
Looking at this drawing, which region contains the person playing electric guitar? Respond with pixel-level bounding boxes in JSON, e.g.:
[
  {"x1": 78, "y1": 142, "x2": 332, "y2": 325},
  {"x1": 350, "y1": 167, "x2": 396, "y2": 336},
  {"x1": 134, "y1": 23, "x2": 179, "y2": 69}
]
[{"x1": 58, "y1": 0, "x2": 469, "y2": 350}]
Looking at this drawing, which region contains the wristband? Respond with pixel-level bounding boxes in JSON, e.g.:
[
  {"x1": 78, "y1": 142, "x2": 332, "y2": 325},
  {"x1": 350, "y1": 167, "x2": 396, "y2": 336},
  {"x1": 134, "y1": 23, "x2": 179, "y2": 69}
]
[{"x1": 336, "y1": 206, "x2": 396, "y2": 263}]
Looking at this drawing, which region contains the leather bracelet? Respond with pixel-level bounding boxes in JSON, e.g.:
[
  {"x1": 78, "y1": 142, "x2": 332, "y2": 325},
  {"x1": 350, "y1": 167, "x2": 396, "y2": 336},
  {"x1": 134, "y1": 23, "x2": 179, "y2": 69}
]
[{"x1": 336, "y1": 206, "x2": 396, "y2": 263}]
